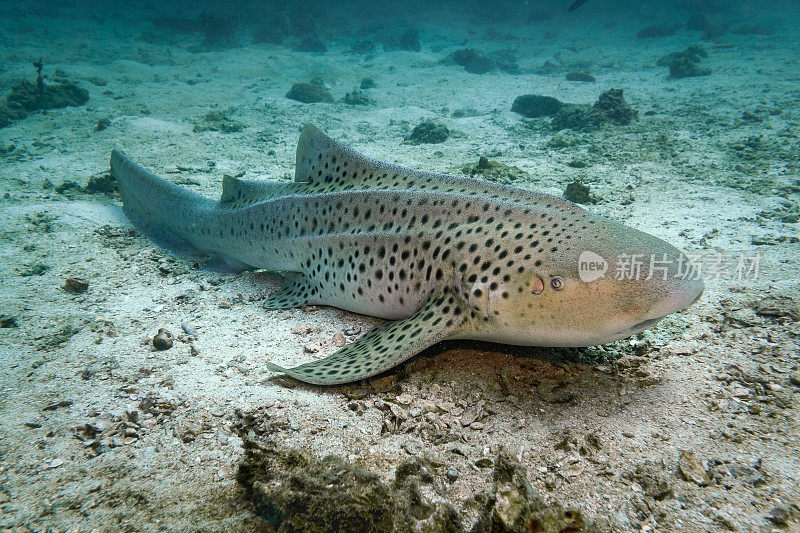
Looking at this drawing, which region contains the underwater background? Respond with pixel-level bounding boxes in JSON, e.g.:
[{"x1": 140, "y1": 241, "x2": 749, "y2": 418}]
[{"x1": 1, "y1": 0, "x2": 799, "y2": 530}]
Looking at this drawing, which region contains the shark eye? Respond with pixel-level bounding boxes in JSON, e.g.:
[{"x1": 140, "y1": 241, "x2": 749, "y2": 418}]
[
  {"x1": 530, "y1": 276, "x2": 544, "y2": 295},
  {"x1": 551, "y1": 277, "x2": 565, "y2": 290}
]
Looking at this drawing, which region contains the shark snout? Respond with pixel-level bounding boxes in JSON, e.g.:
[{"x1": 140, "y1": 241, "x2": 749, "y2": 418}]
[
  {"x1": 600, "y1": 225, "x2": 705, "y2": 337},
  {"x1": 624, "y1": 276, "x2": 704, "y2": 335},
  {"x1": 607, "y1": 252, "x2": 705, "y2": 338},
  {"x1": 650, "y1": 275, "x2": 704, "y2": 318}
]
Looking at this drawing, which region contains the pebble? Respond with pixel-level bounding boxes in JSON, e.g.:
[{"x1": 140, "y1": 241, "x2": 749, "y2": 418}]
[
  {"x1": 45, "y1": 458, "x2": 63, "y2": 469},
  {"x1": 395, "y1": 393, "x2": 413, "y2": 405},
  {"x1": 343, "y1": 326, "x2": 362, "y2": 336},
  {"x1": 388, "y1": 403, "x2": 407, "y2": 420},
  {"x1": 292, "y1": 324, "x2": 313, "y2": 335},
  {"x1": 152, "y1": 328, "x2": 174, "y2": 351},
  {"x1": 678, "y1": 450, "x2": 709, "y2": 486},
  {"x1": 304, "y1": 343, "x2": 320, "y2": 354},
  {"x1": 713, "y1": 511, "x2": 736, "y2": 530},
  {"x1": 767, "y1": 506, "x2": 790, "y2": 525},
  {"x1": 732, "y1": 386, "x2": 751, "y2": 398},
  {"x1": 369, "y1": 374, "x2": 397, "y2": 391},
  {"x1": 446, "y1": 468, "x2": 459, "y2": 482},
  {"x1": 43, "y1": 399, "x2": 73, "y2": 411},
  {"x1": 181, "y1": 322, "x2": 196, "y2": 336},
  {"x1": 77, "y1": 422, "x2": 103, "y2": 439},
  {"x1": 332, "y1": 333, "x2": 346, "y2": 347},
  {"x1": 790, "y1": 373, "x2": 800, "y2": 387},
  {"x1": 770, "y1": 364, "x2": 791, "y2": 374},
  {"x1": 559, "y1": 456, "x2": 585, "y2": 478},
  {"x1": 421, "y1": 400, "x2": 437, "y2": 414},
  {"x1": 460, "y1": 402, "x2": 484, "y2": 427},
  {"x1": 218, "y1": 300, "x2": 232, "y2": 309},
  {"x1": 63, "y1": 277, "x2": 89, "y2": 294},
  {"x1": 450, "y1": 447, "x2": 467, "y2": 458}
]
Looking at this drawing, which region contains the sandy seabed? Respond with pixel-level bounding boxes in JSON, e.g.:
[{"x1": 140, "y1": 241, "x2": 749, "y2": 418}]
[{"x1": 0, "y1": 3, "x2": 799, "y2": 531}]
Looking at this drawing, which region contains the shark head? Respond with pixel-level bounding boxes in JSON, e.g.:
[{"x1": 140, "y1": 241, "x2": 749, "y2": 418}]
[{"x1": 465, "y1": 211, "x2": 704, "y2": 347}]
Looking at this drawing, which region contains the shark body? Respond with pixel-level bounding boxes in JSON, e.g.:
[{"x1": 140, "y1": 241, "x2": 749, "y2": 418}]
[{"x1": 111, "y1": 124, "x2": 703, "y2": 385}]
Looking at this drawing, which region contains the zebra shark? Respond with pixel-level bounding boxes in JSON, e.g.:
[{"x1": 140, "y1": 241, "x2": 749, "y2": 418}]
[{"x1": 111, "y1": 124, "x2": 703, "y2": 385}]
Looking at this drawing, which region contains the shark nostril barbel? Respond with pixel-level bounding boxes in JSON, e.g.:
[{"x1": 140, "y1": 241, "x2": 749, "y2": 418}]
[{"x1": 111, "y1": 124, "x2": 700, "y2": 385}]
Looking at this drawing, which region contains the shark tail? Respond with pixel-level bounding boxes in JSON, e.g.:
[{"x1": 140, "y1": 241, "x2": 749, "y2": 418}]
[{"x1": 110, "y1": 150, "x2": 216, "y2": 256}]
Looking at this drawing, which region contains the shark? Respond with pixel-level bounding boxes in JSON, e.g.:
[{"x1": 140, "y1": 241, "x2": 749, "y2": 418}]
[{"x1": 110, "y1": 124, "x2": 704, "y2": 385}]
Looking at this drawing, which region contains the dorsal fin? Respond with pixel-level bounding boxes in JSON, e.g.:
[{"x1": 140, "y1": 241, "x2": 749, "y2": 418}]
[
  {"x1": 220, "y1": 174, "x2": 246, "y2": 202},
  {"x1": 295, "y1": 124, "x2": 369, "y2": 184},
  {"x1": 294, "y1": 123, "x2": 442, "y2": 189},
  {"x1": 219, "y1": 174, "x2": 298, "y2": 207},
  {"x1": 292, "y1": 124, "x2": 587, "y2": 216}
]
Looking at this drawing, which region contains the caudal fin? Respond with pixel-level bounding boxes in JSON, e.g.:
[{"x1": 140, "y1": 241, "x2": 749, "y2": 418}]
[{"x1": 110, "y1": 150, "x2": 213, "y2": 256}]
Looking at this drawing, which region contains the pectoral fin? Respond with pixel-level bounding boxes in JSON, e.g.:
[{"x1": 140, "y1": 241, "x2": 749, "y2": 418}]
[
  {"x1": 263, "y1": 274, "x2": 316, "y2": 309},
  {"x1": 266, "y1": 296, "x2": 467, "y2": 385}
]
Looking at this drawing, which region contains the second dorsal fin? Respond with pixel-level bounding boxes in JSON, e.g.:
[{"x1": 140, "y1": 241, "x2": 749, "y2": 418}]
[
  {"x1": 219, "y1": 174, "x2": 298, "y2": 207},
  {"x1": 220, "y1": 174, "x2": 247, "y2": 203}
]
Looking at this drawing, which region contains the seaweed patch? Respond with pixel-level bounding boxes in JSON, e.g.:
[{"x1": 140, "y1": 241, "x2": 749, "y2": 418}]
[{"x1": 0, "y1": 59, "x2": 89, "y2": 129}]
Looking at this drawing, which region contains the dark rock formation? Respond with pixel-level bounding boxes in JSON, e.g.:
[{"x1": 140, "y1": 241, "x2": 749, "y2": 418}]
[
  {"x1": 286, "y1": 82, "x2": 333, "y2": 103},
  {"x1": 449, "y1": 48, "x2": 496, "y2": 74},
  {"x1": 405, "y1": 121, "x2": 450, "y2": 144},
  {"x1": 0, "y1": 75, "x2": 89, "y2": 129},
  {"x1": 511, "y1": 94, "x2": 563, "y2": 118},
  {"x1": 236, "y1": 436, "x2": 461, "y2": 532},
  {"x1": 658, "y1": 46, "x2": 711, "y2": 79}
]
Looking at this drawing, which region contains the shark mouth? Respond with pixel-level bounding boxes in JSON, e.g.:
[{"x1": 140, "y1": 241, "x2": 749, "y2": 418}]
[
  {"x1": 616, "y1": 280, "x2": 704, "y2": 337},
  {"x1": 615, "y1": 316, "x2": 665, "y2": 336}
]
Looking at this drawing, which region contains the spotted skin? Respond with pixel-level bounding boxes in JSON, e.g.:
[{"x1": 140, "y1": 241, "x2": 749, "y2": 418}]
[
  {"x1": 262, "y1": 273, "x2": 314, "y2": 309},
  {"x1": 111, "y1": 124, "x2": 703, "y2": 385}
]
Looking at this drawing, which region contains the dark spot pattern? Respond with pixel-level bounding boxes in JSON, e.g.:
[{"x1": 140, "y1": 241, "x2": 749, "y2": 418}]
[{"x1": 114, "y1": 127, "x2": 609, "y2": 385}]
